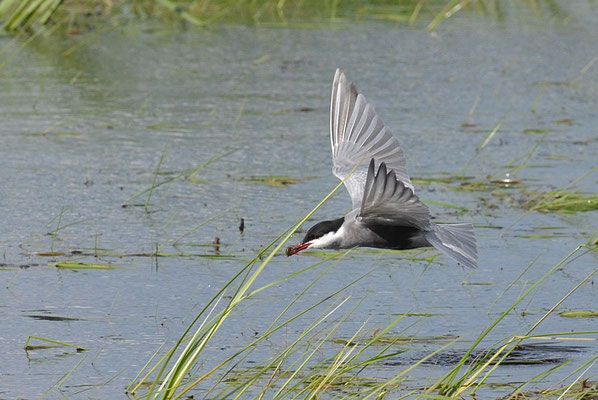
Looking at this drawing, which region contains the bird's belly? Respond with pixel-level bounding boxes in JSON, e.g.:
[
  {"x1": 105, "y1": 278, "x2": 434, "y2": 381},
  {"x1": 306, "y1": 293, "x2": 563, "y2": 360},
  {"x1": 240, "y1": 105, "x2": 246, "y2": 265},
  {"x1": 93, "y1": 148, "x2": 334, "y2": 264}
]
[{"x1": 347, "y1": 225, "x2": 430, "y2": 250}]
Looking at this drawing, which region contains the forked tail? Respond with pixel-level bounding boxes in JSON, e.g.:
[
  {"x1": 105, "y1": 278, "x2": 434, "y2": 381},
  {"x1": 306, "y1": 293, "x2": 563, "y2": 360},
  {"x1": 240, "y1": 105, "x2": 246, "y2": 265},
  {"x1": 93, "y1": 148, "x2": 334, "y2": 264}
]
[{"x1": 425, "y1": 223, "x2": 478, "y2": 269}]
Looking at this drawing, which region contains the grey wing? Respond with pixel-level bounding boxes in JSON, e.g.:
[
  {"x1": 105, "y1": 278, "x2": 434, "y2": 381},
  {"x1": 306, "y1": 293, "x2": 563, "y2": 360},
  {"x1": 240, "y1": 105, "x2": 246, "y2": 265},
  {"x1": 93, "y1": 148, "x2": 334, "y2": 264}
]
[
  {"x1": 359, "y1": 160, "x2": 430, "y2": 230},
  {"x1": 330, "y1": 69, "x2": 414, "y2": 209}
]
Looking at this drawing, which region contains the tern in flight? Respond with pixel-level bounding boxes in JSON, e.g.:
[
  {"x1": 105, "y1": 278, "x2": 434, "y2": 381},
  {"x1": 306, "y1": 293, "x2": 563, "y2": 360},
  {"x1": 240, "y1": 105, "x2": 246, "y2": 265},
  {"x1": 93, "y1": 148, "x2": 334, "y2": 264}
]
[{"x1": 287, "y1": 69, "x2": 478, "y2": 269}]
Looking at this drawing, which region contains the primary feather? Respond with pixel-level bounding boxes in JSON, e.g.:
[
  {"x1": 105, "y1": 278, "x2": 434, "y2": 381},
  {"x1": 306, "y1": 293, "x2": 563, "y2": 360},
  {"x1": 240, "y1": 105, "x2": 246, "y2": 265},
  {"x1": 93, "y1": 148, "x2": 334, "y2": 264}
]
[
  {"x1": 330, "y1": 69, "x2": 414, "y2": 209},
  {"x1": 360, "y1": 160, "x2": 431, "y2": 230}
]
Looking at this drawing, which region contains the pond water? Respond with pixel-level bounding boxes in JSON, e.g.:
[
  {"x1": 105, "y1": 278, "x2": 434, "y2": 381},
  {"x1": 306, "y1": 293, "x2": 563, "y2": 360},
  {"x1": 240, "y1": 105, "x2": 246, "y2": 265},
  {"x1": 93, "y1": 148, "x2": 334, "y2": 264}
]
[{"x1": 1, "y1": 4, "x2": 597, "y2": 399}]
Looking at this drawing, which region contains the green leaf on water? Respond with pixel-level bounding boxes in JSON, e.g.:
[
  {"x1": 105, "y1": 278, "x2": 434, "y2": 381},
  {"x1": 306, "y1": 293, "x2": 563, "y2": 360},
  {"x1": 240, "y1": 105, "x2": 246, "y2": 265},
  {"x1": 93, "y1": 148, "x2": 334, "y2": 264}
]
[
  {"x1": 422, "y1": 199, "x2": 468, "y2": 212},
  {"x1": 454, "y1": 181, "x2": 497, "y2": 191},
  {"x1": 514, "y1": 234, "x2": 567, "y2": 239},
  {"x1": 51, "y1": 261, "x2": 116, "y2": 270},
  {"x1": 332, "y1": 334, "x2": 455, "y2": 346},
  {"x1": 412, "y1": 176, "x2": 473, "y2": 186},
  {"x1": 25, "y1": 335, "x2": 88, "y2": 352},
  {"x1": 559, "y1": 310, "x2": 598, "y2": 318},
  {"x1": 242, "y1": 176, "x2": 304, "y2": 187},
  {"x1": 146, "y1": 124, "x2": 200, "y2": 130},
  {"x1": 523, "y1": 128, "x2": 554, "y2": 134},
  {"x1": 529, "y1": 191, "x2": 598, "y2": 213},
  {"x1": 186, "y1": 177, "x2": 208, "y2": 183},
  {"x1": 553, "y1": 118, "x2": 574, "y2": 125},
  {"x1": 37, "y1": 251, "x2": 67, "y2": 256}
]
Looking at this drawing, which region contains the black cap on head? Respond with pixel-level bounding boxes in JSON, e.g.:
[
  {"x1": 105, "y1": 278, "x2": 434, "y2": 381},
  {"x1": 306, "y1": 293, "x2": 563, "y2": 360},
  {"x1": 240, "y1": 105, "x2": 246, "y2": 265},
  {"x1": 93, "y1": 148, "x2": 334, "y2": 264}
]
[{"x1": 302, "y1": 217, "x2": 344, "y2": 243}]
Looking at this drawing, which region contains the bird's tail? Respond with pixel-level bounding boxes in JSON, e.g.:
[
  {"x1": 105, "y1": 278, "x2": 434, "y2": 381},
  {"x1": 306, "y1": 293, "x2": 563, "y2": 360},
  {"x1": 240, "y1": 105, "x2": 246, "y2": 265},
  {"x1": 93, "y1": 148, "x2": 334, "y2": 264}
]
[{"x1": 425, "y1": 223, "x2": 478, "y2": 269}]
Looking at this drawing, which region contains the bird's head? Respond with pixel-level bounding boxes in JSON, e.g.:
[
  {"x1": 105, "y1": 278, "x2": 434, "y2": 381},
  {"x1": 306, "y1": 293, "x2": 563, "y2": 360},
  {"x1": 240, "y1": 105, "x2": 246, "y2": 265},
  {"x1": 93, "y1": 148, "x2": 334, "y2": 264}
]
[{"x1": 286, "y1": 217, "x2": 344, "y2": 256}]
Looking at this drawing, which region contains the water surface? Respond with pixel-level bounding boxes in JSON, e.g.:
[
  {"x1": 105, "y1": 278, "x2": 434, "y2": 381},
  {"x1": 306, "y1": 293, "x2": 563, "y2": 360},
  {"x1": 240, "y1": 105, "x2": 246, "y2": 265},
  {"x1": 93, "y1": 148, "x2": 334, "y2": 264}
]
[{"x1": 1, "y1": 6, "x2": 597, "y2": 398}]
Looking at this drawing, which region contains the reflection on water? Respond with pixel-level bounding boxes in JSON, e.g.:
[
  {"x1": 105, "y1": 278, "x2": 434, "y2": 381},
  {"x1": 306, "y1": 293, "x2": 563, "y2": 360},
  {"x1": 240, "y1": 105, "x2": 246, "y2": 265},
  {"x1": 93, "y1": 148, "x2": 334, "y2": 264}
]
[{"x1": 1, "y1": 5, "x2": 597, "y2": 398}]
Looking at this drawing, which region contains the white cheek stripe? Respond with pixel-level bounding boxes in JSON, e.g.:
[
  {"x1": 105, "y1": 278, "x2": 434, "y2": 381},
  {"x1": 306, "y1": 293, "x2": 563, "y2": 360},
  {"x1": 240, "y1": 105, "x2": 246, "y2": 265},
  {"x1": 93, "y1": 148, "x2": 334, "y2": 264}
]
[{"x1": 309, "y1": 226, "x2": 345, "y2": 249}]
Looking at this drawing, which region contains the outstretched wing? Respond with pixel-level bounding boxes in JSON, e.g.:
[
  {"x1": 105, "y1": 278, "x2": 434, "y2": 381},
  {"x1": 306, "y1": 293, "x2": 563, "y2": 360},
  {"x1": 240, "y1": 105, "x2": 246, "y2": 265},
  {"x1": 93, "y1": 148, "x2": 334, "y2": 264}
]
[
  {"x1": 359, "y1": 160, "x2": 430, "y2": 230},
  {"x1": 330, "y1": 69, "x2": 414, "y2": 209}
]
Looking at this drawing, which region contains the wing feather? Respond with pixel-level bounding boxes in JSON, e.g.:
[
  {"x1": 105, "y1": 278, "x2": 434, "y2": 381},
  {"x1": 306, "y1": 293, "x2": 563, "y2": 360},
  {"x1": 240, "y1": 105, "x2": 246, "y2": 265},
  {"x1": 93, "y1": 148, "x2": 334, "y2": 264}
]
[
  {"x1": 330, "y1": 69, "x2": 414, "y2": 209},
  {"x1": 359, "y1": 160, "x2": 430, "y2": 230}
]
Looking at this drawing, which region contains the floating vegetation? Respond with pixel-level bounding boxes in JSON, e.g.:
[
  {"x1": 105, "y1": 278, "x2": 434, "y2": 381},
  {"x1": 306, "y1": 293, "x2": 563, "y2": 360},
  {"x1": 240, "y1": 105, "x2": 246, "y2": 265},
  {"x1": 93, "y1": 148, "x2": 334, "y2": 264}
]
[
  {"x1": 185, "y1": 177, "x2": 207, "y2": 183},
  {"x1": 0, "y1": 263, "x2": 33, "y2": 270},
  {"x1": 523, "y1": 128, "x2": 554, "y2": 134},
  {"x1": 146, "y1": 124, "x2": 201, "y2": 130},
  {"x1": 272, "y1": 106, "x2": 319, "y2": 114},
  {"x1": 24, "y1": 336, "x2": 88, "y2": 352},
  {"x1": 559, "y1": 310, "x2": 598, "y2": 318},
  {"x1": 553, "y1": 118, "x2": 574, "y2": 125},
  {"x1": 110, "y1": 251, "x2": 236, "y2": 258},
  {"x1": 516, "y1": 167, "x2": 598, "y2": 214},
  {"x1": 33, "y1": 247, "x2": 236, "y2": 259},
  {"x1": 461, "y1": 281, "x2": 494, "y2": 286},
  {"x1": 456, "y1": 180, "x2": 514, "y2": 191},
  {"x1": 26, "y1": 314, "x2": 85, "y2": 322},
  {"x1": 332, "y1": 334, "x2": 456, "y2": 346},
  {"x1": 423, "y1": 198, "x2": 469, "y2": 211},
  {"x1": 242, "y1": 175, "x2": 305, "y2": 187},
  {"x1": 546, "y1": 153, "x2": 571, "y2": 160},
  {"x1": 412, "y1": 175, "x2": 473, "y2": 186},
  {"x1": 37, "y1": 251, "x2": 67, "y2": 256},
  {"x1": 514, "y1": 233, "x2": 568, "y2": 239},
  {"x1": 50, "y1": 261, "x2": 116, "y2": 270},
  {"x1": 406, "y1": 254, "x2": 439, "y2": 263},
  {"x1": 525, "y1": 191, "x2": 598, "y2": 214}
]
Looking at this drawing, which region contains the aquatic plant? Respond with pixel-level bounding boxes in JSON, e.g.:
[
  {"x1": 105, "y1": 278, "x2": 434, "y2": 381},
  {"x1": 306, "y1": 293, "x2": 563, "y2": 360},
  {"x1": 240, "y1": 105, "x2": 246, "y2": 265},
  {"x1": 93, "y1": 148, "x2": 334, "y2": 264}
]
[
  {"x1": 0, "y1": 0, "x2": 61, "y2": 32},
  {"x1": 526, "y1": 191, "x2": 598, "y2": 214},
  {"x1": 0, "y1": 0, "x2": 578, "y2": 33},
  {"x1": 522, "y1": 166, "x2": 598, "y2": 214},
  {"x1": 128, "y1": 176, "x2": 598, "y2": 399},
  {"x1": 24, "y1": 335, "x2": 88, "y2": 352}
]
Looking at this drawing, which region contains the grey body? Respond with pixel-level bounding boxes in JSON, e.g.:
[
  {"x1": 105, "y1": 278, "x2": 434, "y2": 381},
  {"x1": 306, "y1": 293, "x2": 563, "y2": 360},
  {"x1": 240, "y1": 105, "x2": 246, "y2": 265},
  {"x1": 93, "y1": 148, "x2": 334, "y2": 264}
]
[
  {"x1": 290, "y1": 69, "x2": 478, "y2": 269},
  {"x1": 329, "y1": 209, "x2": 430, "y2": 250}
]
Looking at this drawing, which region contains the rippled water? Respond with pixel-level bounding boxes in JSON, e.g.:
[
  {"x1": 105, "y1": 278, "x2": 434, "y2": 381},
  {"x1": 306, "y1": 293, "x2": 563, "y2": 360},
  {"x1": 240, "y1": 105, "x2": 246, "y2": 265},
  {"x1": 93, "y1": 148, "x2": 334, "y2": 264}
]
[{"x1": 1, "y1": 5, "x2": 597, "y2": 398}]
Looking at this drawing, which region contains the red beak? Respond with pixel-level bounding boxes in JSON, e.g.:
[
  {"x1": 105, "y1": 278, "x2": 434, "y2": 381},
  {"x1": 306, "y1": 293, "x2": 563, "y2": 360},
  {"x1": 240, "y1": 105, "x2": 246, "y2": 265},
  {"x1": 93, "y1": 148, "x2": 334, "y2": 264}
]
[{"x1": 286, "y1": 242, "x2": 311, "y2": 256}]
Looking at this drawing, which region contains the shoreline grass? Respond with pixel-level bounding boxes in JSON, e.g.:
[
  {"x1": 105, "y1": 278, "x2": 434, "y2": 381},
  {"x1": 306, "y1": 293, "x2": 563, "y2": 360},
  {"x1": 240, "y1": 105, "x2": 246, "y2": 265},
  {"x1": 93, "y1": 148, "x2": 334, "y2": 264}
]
[
  {"x1": 128, "y1": 195, "x2": 598, "y2": 399},
  {"x1": 0, "y1": 0, "x2": 578, "y2": 35}
]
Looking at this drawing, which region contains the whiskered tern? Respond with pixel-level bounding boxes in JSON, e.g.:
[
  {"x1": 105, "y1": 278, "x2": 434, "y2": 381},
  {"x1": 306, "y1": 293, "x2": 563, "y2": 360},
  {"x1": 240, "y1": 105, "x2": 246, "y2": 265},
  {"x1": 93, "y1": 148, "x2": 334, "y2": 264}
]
[{"x1": 287, "y1": 69, "x2": 478, "y2": 269}]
